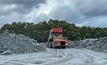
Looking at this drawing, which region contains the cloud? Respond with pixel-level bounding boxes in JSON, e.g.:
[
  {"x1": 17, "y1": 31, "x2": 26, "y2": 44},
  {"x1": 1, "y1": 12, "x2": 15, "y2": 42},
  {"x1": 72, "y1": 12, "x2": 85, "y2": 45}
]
[
  {"x1": 0, "y1": 0, "x2": 46, "y2": 26},
  {"x1": 0, "y1": 0, "x2": 46, "y2": 7},
  {"x1": 73, "y1": 0, "x2": 107, "y2": 17},
  {"x1": 0, "y1": 0, "x2": 46, "y2": 15},
  {"x1": 47, "y1": 0, "x2": 107, "y2": 27},
  {"x1": 0, "y1": 0, "x2": 107, "y2": 27},
  {"x1": 77, "y1": 16, "x2": 107, "y2": 27},
  {"x1": 32, "y1": 0, "x2": 107, "y2": 27},
  {"x1": 0, "y1": 12, "x2": 26, "y2": 26},
  {"x1": 49, "y1": 2, "x2": 80, "y2": 23}
]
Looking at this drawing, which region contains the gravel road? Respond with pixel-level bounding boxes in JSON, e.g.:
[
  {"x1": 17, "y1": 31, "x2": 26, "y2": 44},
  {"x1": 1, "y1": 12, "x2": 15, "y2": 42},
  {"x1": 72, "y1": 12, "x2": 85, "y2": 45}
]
[{"x1": 0, "y1": 48, "x2": 107, "y2": 65}]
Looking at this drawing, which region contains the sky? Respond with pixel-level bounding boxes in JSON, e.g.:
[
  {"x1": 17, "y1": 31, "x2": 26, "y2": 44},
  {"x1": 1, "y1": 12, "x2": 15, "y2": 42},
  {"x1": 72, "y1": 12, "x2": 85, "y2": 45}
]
[{"x1": 0, "y1": 0, "x2": 107, "y2": 27}]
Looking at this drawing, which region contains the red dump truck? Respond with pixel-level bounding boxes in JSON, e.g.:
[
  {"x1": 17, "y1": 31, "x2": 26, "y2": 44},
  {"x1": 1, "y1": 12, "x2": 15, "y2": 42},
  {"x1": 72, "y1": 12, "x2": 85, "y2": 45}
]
[{"x1": 47, "y1": 28, "x2": 68, "y2": 49}]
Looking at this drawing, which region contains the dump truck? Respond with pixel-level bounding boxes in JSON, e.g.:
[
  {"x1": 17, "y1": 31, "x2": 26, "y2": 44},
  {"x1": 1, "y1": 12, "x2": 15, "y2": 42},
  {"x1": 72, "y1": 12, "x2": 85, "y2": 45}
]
[{"x1": 47, "y1": 28, "x2": 68, "y2": 49}]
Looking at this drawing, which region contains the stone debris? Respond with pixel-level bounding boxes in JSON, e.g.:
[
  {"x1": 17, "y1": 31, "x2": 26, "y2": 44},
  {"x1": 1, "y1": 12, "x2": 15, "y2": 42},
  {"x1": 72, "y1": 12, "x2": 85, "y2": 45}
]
[
  {"x1": 68, "y1": 37, "x2": 107, "y2": 53},
  {"x1": 0, "y1": 32, "x2": 46, "y2": 55}
]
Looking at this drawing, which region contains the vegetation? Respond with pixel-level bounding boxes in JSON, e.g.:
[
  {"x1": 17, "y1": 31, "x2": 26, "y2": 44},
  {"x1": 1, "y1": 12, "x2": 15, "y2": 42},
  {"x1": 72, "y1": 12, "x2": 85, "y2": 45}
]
[{"x1": 0, "y1": 19, "x2": 107, "y2": 42}]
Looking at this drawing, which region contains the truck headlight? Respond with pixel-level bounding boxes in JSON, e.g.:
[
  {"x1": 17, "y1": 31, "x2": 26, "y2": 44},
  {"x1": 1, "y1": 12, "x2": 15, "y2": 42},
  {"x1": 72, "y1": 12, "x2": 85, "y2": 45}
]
[{"x1": 66, "y1": 43, "x2": 68, "y2": 46}]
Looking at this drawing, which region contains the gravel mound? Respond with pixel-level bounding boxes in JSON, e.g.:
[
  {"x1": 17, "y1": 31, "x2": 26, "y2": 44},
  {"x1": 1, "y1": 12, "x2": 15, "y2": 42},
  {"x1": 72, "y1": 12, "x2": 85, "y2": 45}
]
[
  {"x1": 0, "y1": 32, "x2": 46, "y2": 55},
  {"x1": 68, "y1": 37, "x2": 107, "y2": 52}
]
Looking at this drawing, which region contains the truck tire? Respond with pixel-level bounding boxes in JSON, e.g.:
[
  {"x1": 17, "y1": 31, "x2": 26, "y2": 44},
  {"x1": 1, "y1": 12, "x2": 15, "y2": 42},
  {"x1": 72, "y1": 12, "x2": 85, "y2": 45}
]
[
  {"x1": 48, "y1": 42, "x2": 53, "y2": 48},
  {"x1": 61, "y1": 47, "x2": 65, "y2": 49}
]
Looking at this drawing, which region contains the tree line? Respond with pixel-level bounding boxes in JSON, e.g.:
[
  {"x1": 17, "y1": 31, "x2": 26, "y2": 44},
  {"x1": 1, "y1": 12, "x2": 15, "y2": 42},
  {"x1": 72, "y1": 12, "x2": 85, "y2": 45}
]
[{"x1": 0, "y1": 19, "x2": 107, "y2": 42}]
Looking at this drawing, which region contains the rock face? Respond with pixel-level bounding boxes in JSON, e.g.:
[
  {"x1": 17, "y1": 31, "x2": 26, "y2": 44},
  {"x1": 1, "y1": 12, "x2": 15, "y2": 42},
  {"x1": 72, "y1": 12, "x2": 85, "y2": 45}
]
[
  {"x1": 0, "y1": 32, "x2": 46, "y2": 55},
  {"x1": 68, "y1": 37, "x2": 107, "y2": 52}
]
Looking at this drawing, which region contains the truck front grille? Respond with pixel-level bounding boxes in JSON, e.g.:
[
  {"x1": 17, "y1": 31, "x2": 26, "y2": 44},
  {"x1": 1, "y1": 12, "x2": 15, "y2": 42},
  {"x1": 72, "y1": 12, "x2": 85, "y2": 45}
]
[{"x1": 61, "y1": 41, "x2": 65, "y2": 45}]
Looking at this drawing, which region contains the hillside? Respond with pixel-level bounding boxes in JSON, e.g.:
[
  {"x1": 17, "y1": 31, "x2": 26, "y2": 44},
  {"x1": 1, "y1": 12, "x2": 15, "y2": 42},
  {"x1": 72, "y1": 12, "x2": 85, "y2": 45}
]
[{"x1": 0, "y1": 19, "x2": 107, "y2": 42}]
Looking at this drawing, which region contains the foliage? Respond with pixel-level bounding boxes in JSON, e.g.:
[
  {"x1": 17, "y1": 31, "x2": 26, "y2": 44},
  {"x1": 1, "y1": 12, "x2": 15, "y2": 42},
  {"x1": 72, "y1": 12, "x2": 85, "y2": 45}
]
[{"x1": 0, "y1": 19, "x2": 107, "y2": 42}]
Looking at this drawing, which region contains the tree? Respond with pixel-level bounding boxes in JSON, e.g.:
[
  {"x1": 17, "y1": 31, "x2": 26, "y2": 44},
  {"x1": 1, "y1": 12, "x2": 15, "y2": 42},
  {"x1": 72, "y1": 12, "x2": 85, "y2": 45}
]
[{"x1": 0, "y1": 20, "x2": 107, "y2": 42}]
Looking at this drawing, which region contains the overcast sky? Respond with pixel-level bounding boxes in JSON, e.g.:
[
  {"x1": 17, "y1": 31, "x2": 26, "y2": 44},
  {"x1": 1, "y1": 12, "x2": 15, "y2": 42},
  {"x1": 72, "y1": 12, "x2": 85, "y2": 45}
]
[{"x1": 0, "y1": 0, "x2": 107, "y2": 27}]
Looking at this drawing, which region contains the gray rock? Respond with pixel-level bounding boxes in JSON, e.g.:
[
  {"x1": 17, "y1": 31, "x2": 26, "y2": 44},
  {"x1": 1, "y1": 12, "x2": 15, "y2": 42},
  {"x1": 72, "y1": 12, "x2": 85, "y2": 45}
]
[
  {"x1": 2, "y1": 51, "x2": 11, "y2": 55},
  {"x1": 68, "y1": 37, "x2": 107, "y2": 53},
  {"x1": 0, "y1": 32, "x2": 46, "y2": 55}
]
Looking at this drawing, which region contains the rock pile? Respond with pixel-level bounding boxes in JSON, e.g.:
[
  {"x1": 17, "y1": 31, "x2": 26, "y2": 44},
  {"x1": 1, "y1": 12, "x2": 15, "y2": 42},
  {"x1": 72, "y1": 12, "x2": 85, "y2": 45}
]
[
  {"x1": 68, "y1": 37, "x2": 107, "y2": 52},
  {"x1": 0, "y1": 32, "x2": 46, "y2": 55}
]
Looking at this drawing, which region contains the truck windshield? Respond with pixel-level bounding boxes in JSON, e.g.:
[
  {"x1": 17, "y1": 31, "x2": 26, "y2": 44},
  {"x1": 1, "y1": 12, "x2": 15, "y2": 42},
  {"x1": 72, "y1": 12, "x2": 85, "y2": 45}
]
[{"x1": 51, "y1": 32, "x2": 62, "y2": 36}]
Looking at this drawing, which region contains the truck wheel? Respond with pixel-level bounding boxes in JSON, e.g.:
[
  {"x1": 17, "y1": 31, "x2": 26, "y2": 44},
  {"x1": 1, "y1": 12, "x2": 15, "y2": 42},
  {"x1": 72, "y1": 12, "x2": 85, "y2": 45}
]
[
  {"x1": 61, "y1": 47, "x2": 65, "y2": 49},
  {"x1": 48, "y1": 42, "x2": 53, "y2": 48}
]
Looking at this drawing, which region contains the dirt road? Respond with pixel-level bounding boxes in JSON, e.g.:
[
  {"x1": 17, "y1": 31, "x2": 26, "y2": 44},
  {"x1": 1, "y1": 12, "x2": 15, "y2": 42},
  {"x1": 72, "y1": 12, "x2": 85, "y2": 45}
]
[{"x1": 0, "y1": 48, "x2": 107, "y2": 65}]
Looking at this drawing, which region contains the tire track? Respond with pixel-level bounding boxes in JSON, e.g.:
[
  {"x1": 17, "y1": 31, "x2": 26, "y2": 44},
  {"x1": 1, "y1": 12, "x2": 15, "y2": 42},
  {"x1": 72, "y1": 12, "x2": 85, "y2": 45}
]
[
  {"x1": 43, "y1": 48, "x2": 74, "y2": 65},
  {"x1": 77, "y1": 49, "x2": 95, "y2": 65},
  {"x1": 44, "y1": 48, "x2": 95, "y2": 65},
  {"x1": 0, "y1": 48, "x2": 107, "y2": 65}
]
